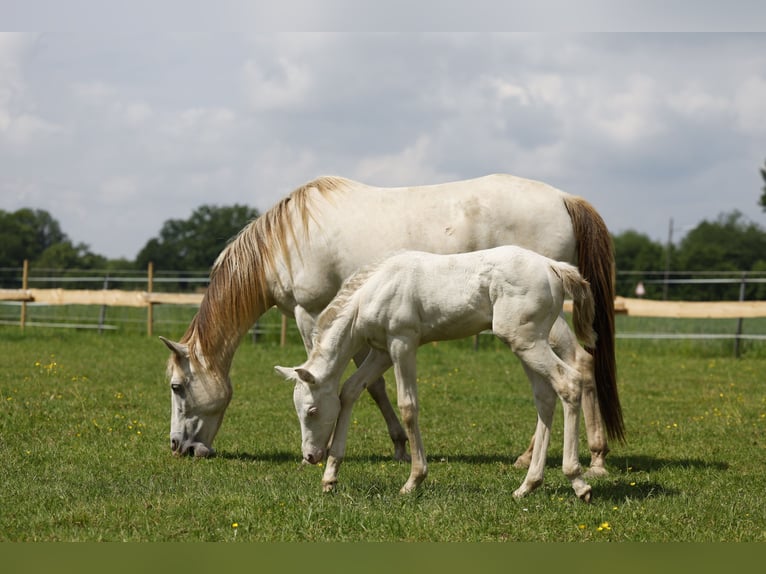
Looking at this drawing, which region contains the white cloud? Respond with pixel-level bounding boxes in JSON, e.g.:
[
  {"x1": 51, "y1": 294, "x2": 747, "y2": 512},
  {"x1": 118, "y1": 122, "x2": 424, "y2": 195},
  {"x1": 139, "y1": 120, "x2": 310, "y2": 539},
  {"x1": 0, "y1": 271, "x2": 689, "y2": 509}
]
[
  {"x1": 0, "y1": 33, "x2": 63, "y2": 148},
  {"x1": 242, "y1": 57, "x2": 311, "y2": 112},
  {"x1": 353, "y1": 135, "x2": 456, "y2": 186},
  {"x1": 734, "y1": 75, "x2": 766, "y2": 134}
]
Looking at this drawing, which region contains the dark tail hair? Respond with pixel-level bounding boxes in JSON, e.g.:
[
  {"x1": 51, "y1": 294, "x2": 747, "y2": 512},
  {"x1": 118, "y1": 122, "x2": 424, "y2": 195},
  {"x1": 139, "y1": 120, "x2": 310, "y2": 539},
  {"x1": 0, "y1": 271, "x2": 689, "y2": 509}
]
[{"x1": 562, "y1": 195, "x2": 625, "y2": 442}]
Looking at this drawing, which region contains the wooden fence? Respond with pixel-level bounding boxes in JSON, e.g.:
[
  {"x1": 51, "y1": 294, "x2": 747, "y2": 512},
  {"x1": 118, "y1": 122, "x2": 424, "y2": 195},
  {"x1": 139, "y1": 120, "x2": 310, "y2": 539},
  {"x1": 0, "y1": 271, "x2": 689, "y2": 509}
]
[{"x1": 3, "y1": 261, "x2": 766, "y2": 353}]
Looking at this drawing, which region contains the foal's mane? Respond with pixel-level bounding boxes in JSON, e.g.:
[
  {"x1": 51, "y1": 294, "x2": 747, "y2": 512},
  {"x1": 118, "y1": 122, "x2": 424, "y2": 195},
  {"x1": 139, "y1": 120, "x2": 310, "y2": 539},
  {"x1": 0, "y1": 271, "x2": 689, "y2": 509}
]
[
  {"x1": 182, "y1": 176, "x2": 355, "y2": 366},
  {"x1": 313, "y1": 260, "x2": 382, "y2": 344}
]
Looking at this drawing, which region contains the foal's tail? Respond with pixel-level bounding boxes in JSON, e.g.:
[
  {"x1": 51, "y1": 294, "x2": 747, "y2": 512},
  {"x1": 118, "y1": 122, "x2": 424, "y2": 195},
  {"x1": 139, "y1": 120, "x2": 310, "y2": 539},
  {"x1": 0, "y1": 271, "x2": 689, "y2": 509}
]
[{"x1": 553, "y1": 262, "x2": 596, "y2": 349}]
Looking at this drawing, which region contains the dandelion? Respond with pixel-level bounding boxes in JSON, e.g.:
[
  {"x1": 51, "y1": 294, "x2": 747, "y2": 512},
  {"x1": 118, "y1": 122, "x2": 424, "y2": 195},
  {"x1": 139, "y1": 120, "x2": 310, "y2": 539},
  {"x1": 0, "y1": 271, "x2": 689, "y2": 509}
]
[
  {"x1": 578, "y1": 524, "x2": 587, "y2": 530},
  {"x1": 597, "y1": 522, "x2": 611, "y2": 532},
  {"x1": 232, "y1": 522, "x2": 239, "y2": 528}
]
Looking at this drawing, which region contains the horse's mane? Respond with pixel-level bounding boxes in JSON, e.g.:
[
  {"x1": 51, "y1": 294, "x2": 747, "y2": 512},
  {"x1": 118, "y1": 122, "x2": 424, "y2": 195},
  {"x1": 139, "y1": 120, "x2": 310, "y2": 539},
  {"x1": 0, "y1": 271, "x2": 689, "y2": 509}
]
[{"x1": 182, "y1": 175, "x2": 356, "y2": 366}]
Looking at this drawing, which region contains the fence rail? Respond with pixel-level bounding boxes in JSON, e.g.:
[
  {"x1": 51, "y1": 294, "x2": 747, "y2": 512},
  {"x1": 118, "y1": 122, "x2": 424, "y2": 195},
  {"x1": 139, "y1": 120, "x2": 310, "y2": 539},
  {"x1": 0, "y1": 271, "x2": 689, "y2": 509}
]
[{"x1": 3, "y1": 262, "x2": 766, "y2": 355}]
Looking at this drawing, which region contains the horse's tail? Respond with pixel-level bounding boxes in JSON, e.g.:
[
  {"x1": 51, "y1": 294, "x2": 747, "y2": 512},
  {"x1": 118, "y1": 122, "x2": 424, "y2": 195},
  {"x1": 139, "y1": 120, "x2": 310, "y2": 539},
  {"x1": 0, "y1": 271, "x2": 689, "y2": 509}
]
[
  {"x1": 561, "y1": 195, "x2": 625, "y2": 443},
  {"x1": 553, "y1": 262, "x2": 596, "y2": 349}
]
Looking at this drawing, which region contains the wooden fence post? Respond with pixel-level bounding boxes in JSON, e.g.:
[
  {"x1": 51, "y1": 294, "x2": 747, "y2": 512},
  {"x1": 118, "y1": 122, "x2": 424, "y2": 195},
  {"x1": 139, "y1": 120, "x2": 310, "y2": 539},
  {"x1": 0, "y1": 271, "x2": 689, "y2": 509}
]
[
  {"x1": 147, "y1": 262, "x2": 154, "y2": 337},
  {"x1": 20, "y1": 259, "x2": 28, "y2": 331}
]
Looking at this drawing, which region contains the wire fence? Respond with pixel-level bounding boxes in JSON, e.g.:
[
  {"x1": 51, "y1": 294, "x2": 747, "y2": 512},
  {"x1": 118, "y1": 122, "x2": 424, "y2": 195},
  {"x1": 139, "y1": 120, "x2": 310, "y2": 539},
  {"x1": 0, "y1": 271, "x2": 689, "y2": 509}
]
[{"x1": 2, "y1": 264, "x2": 766, "y2": 355}]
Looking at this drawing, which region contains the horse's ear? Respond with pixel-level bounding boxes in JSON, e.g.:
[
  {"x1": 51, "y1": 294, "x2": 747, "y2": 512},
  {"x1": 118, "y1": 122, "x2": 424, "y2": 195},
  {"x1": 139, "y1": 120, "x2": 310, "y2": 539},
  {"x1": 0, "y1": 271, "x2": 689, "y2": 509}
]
[
  {"x1": 295, "y1": 368, "x2": 316, "y2": 385},
  {"x1": 159, "y1": 336, "x2": 189, "y2": 359}
]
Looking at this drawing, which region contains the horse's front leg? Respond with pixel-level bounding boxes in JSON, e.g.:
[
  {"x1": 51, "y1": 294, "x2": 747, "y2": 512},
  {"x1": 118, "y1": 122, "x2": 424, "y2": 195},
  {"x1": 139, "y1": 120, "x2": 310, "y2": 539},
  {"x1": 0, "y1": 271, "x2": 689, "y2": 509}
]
[
  {"x1": 323, "y1": 350, "x2": 392, "y2": 492},
  {"x1": 355, "y1": 349, "x2": 409, "y2": 462},
  {"x1": 388, "y1": 336, "x2": 427, "y2": 494}
]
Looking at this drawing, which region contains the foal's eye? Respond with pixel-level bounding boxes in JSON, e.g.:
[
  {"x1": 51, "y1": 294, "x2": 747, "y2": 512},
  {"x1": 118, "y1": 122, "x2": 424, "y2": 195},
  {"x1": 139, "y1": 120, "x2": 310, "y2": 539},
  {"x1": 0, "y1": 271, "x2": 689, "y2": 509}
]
[{"x1": 307, "y1": 406, "x2": 318, "y2": 417}]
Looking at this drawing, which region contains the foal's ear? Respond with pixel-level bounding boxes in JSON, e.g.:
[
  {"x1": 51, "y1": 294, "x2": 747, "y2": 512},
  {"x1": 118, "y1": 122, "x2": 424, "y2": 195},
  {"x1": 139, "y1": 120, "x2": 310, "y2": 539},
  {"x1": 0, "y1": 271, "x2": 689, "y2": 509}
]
[
  {"x1": 159, "y1": 336, "x2": 189, "y2": 359},
  {"x1": 295, "y1": 368, "x2": 316, "y2": 385},
  {"x1": 274, "y1": 366, "x2": 317, "y2": 385},
  {"x1": 274, "y1": 365, "x2": 296, "y2": 382}
]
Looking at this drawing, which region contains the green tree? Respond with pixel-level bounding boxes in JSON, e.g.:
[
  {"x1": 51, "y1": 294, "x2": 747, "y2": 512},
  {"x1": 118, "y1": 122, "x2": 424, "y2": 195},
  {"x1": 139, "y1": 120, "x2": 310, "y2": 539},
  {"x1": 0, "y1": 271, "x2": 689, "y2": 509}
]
[
  {"x1": 0, "y1": 208, "x2": 68, "y2": 267},
  {"x1": 675, "y1": 211, "x2": 766, "y2": 300},
  {"x1": 759, "y1": 158, "x2": 766, "y2": 211},
  {"x1": 136, "y1": 204, "x2": 259, "y2": 273},
  {"x1": 612, "y1": 230, "x2": 665, "y2": 298},
  {"x1": 35, "y1": 241, "x2": 107, "y2": 271}
]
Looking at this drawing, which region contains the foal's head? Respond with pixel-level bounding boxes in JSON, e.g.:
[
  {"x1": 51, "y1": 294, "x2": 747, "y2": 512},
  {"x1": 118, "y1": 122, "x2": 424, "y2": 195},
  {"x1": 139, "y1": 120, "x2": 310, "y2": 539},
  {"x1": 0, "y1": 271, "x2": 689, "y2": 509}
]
[{"x1": 274, "y1": 365, "x2": 340, "y2": 464}]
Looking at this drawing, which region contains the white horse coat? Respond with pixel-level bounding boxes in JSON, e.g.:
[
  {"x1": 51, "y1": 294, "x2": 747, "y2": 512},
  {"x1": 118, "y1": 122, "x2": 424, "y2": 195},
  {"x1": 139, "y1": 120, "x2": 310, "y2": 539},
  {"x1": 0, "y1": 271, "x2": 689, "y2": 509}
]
[
  {"x1": 161, "y1": 174, "x2": 622, "y2": 473},
  {"x1": 276, "y1": 246, "x2": 596, "y2": 501}
]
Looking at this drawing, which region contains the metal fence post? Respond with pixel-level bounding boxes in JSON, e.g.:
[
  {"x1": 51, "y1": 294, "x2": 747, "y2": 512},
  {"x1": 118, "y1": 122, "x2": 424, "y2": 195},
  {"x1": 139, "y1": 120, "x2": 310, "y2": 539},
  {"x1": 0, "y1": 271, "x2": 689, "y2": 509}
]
[
  {"x1": 734, "y1": 272, "x2": 747, "y2": 358},
  {"x1": 20, "y1": 259, "x2": 28, "y2": 331},
  {"x1": 147, "y1": 262, "x2": 154, "y2": 337},
  {"x1": 98, "y1": 273, "x2": 109, "y2": 334}
]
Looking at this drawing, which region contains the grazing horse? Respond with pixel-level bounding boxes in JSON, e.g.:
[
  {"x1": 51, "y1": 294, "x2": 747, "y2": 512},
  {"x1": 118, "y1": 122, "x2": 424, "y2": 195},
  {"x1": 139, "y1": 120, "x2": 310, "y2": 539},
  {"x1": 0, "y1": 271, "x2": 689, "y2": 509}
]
[
  {"x1": 275, "y1": 246, "x2": 598, "y2": 501},
  {"x1": 160, "y1": 174, "x2": 623, "y2": 472}
]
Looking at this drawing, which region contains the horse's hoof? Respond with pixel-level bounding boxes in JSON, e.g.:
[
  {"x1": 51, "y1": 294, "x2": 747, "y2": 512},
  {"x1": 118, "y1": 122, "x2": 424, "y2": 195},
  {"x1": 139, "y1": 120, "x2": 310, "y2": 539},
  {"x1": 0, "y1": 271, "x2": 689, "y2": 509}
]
[
  {"x1": 578, "y1": 487, "x2": 593, "y2": 503},
  {"x1": 513, "y1": 455, "x2": 531, "y2": 469},
  {"x1": 583, "y1": 466, "x2": 608, "y2": 478},
  {"x1": 393, "y1": 442, "x2": 411, "y2": 462}
]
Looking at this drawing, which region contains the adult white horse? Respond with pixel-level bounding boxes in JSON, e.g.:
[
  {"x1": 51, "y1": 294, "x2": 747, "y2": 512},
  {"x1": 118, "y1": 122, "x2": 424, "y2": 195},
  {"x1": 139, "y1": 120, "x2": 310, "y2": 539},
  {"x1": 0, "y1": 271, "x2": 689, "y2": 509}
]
[
  {"x1": 275, "y1": 246, "x2": 597, "y2": 501},
  {"x1": 160, "y1": 174, "x2": 623, "y2": 470}
]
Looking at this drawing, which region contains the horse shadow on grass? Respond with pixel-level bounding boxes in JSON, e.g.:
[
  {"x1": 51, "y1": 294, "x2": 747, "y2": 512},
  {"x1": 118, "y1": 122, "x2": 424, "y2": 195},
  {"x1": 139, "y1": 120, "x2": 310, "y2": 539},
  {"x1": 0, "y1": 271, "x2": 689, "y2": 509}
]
[{"x1": 215, "y1": 450, "x2": 728, "y2": 502}]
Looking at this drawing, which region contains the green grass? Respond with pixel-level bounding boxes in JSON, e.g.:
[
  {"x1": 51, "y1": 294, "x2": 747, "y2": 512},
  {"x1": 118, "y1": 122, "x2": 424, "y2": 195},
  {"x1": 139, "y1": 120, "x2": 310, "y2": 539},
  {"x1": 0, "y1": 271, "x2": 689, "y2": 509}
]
[{"x1": 1, "y1": 326, "x2": 765, "y2": 541}]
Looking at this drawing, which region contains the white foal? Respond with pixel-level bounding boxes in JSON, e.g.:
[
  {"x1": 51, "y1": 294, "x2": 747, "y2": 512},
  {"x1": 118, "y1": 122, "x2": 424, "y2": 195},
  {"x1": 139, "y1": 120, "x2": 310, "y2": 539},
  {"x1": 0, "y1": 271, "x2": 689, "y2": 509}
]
[{"x1": 275, "y1": 245, "x2": 597, "y2": 502}]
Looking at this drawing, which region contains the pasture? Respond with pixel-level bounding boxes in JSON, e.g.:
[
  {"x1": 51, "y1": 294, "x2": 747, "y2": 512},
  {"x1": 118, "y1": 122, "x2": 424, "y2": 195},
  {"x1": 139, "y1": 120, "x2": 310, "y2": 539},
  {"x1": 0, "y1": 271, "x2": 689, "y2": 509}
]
[{"x1": 1, "y1": 314, "x2": 765, "y2": 542}]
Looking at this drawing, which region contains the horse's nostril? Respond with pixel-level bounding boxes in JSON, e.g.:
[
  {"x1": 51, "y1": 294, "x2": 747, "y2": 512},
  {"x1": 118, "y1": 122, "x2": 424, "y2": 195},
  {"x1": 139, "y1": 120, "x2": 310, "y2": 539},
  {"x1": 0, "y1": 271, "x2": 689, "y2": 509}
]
[{"x1": 171, "y1": 438, "x2": 180, "y2": 451}]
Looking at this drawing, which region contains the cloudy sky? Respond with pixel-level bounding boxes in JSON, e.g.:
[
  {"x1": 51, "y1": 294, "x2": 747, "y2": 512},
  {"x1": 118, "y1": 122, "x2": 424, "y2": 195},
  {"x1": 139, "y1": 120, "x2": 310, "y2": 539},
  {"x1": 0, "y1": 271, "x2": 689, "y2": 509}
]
[{"x1": 2, "y1": 29, "x2": 766, "y2": 260}]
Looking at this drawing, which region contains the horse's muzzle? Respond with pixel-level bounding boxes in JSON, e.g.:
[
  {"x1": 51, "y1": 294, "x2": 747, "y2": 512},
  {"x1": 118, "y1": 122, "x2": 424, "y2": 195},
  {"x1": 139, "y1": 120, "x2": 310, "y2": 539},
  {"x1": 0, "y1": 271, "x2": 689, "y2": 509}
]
[{"x1": 171, "y1": 435, "x2": 213, "y2": 457}]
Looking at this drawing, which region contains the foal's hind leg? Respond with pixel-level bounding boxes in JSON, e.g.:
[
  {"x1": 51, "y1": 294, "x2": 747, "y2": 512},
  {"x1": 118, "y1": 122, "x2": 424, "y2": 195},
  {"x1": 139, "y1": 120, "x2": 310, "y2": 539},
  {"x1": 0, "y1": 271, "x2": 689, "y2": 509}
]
[
  {"x1": 512, "y1": 366, "x2": 556, "y2": 499},
  {"x1": 513, "y1": 343, "x2": 591, "y2": 502}
]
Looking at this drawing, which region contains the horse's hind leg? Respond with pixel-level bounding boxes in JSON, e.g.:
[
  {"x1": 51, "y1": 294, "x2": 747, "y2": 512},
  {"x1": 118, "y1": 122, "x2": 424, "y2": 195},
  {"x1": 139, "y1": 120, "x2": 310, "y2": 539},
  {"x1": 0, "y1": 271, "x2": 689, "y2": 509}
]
[{"x1": 355, "y1": 349, "x2": 410, "y2": 462}]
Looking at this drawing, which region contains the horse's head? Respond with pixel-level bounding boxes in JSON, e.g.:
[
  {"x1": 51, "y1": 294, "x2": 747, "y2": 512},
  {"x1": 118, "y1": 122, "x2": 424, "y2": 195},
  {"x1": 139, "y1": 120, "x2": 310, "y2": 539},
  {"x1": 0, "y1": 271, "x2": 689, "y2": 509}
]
[
  {"x1": 274, "y1": 365, "x2": 340, "y2": 465},
  {"x1": 161, "y1": 336, "x2": 232, "y2": 458}
]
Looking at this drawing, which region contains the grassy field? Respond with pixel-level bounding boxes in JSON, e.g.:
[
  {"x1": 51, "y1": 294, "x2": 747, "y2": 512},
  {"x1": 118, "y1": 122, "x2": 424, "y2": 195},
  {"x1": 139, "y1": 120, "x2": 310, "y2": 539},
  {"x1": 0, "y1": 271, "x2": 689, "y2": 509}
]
[{"x1": 1, "y1": 322, "x2": 765, "y2": 542}]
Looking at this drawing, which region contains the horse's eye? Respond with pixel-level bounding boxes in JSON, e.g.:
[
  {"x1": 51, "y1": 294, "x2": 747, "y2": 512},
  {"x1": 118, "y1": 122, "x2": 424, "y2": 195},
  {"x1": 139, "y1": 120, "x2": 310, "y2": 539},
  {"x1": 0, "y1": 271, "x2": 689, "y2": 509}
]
[
  {"x1": 171, "y1": 382, "x2": 184, "y2": 394},
  {"x1": 307, "y1": 406, "x2": 318, "y2": 417}
]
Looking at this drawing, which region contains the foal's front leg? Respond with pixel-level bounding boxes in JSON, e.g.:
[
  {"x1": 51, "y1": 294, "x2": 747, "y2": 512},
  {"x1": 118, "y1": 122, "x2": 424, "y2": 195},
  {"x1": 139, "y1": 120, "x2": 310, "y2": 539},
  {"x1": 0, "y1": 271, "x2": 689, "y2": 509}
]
[
  {"x1": 322, "y1": 350, "x2": 392, "y2": 492},
  {"x1": 388, "y1": 336, "x2": 427, "y2": 494}
]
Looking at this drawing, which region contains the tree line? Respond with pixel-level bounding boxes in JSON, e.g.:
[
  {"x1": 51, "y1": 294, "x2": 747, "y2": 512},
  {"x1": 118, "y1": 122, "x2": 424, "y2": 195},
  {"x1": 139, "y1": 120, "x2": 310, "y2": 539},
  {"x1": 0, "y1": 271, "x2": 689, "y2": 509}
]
[{"x1": 2, "y1": 203, "x2": 766, "y2": 300}]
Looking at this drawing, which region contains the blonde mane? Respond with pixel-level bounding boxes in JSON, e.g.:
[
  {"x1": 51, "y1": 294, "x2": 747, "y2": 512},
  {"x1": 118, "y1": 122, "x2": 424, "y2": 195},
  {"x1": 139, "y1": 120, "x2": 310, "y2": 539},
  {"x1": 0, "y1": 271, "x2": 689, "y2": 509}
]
[{"x1": 182, "y1": 176, "x2": 356, "y2": 368}]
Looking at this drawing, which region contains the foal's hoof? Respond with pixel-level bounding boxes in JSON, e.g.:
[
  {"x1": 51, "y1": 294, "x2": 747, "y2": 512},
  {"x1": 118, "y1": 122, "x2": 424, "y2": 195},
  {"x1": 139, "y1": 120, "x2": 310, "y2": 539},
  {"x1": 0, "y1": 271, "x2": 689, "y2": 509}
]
[
  {"x1": 322, "y1": 481, "x2": 337, "y2": 493},
  {"x1": 577, "y1": 486, "x2": 593, "y2": 503}
]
